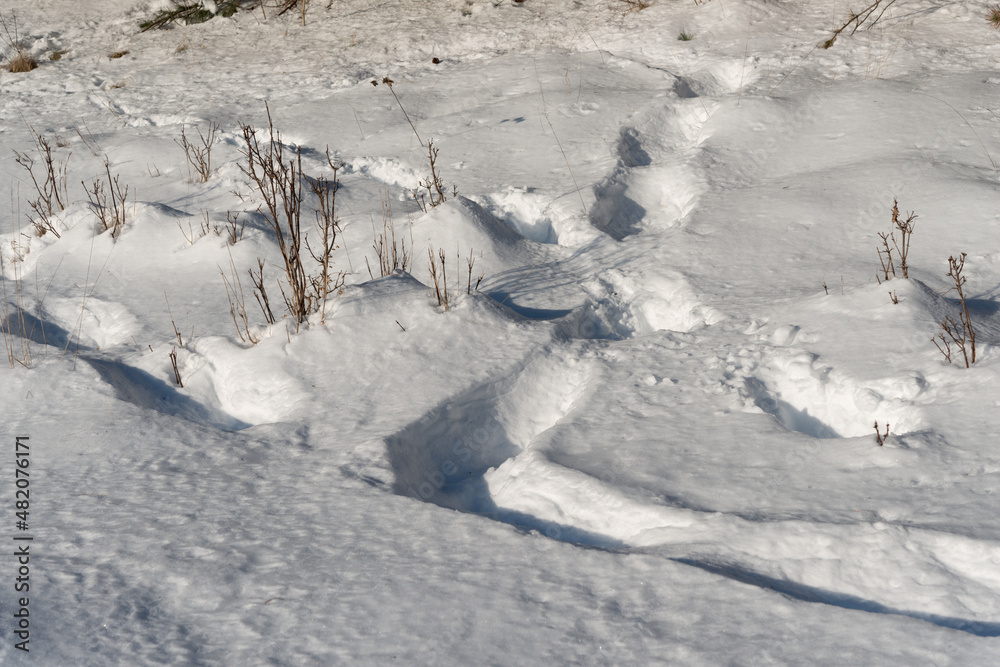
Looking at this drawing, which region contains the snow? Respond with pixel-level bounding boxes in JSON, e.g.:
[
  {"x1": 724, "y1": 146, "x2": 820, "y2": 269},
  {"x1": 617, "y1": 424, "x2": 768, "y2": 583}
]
[{"x1": 2, "y1": 0, "x2": 1000, "y2": 663}]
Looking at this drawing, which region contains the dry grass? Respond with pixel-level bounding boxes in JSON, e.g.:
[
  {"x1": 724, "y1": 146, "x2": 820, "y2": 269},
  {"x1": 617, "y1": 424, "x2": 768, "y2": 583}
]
[
  {"x1": 1, "y1": 10, "x2": 36, "y2": 73},
  {"x1": 990, "y1": 6, "x2": 1000, "y2": 30},
  {"x1": 220, "y1": 249, "x2": 259, "y2": 345},
  {"x1": 367, "y1": 189, "x2": 412, "y2": 278},
  {"x1": 7, "y1": 50, "x2": 36, "y2": 72},
  {"x1": 108, "y1": 50, "x2": 129, "y2": 59},
  {"x1": 0, "y1": 245, "x2": 34, "y2": 368},
  {"x1": 372, "y1": 76, "x2": 423, "y2": 147}
]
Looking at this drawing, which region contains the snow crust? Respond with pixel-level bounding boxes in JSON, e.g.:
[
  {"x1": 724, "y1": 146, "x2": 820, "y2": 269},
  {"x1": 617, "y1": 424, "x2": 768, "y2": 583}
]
[{"x1": 2, "y1": 0, "x2": 1000, "y2": 664}]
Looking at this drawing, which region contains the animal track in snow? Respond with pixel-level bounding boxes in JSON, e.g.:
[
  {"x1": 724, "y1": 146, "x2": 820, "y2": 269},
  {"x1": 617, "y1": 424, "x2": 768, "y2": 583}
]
[{"x1": 386, "y1": 354, "x2": 595, "y2": 529}]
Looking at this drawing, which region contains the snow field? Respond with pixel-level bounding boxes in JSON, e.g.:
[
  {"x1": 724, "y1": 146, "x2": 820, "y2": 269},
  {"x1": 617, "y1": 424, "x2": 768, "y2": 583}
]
[{"x1": 1, "y1": 0, "x2": 1000, "y2": 664}]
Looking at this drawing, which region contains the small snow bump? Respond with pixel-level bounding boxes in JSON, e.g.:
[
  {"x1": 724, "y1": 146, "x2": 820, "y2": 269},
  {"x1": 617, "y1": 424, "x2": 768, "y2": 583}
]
[{"x1": 771, "y1": 325, "x2": 800, "y2": 346}]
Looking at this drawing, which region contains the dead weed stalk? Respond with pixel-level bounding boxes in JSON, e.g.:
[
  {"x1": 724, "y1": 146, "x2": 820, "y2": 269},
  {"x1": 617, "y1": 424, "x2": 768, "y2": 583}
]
[
  {"x1": 177, "y1": 122, "x2": 219, "y2": 183},
  {"x1": 824, "y1": 0, "x2": 898, "y2": 49},
  {"x1": 875, "y1": 198, "x2": 915, "y2": 284},
  {"x1": 933, "y1": 253, "x2": 976, "y2": 368},
  {"x1": 367, "y1": 190, "x2": 412, "y2": 278},
  {"x1": 220, "y1": 249, "x2": 259, "y2": 345},
  {"x1": 14, "y1": 129, "x2": 70, "y2": 238},
  {"x1": 84, "y1": 157, "x2": 131, "y2": 240},
  {"x1": 239, "y1": 103, "x2": 310, "y2": 328}
]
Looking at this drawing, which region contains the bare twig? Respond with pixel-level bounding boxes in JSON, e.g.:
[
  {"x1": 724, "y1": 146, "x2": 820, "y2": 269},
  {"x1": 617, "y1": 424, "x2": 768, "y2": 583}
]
[
  {"x1": 307, "y1": 149, "x2": 345, "y2": 323},
  {"x1": 467, "y1": 248, "x2": 483, "y2": 294},
  {"x1": 84, "y1": 157, "x2": 130, "y2": 239},
  {"x1": 220, "y1": 250, "x2": 258, "y2": 345},
  {"x1": 13, "y1": 129, "x2": 70, "y2": 238},
  {"x1": 891, "y1": 199, "x2": 916, "y2": 279},
  {"x1": 419, "y1": 139, "x2": 448, "y2": 208},
  {"x1": 369, "y1": 189, "x2": 411, "y2": 277},
  {"x1": 824, "y1": 0, "x2": 898, "y2": 49},
  {"x1": 932, "y1": 331, "x2": 953, "y2": 364},
  {"x1": 225, "y1": 210, "x2": 246, "y2": 245},
  {"x1": 876, "y1": 199, "x2": 916, "y2": 283},
  {"x1": 248, "y1": 258, "x2": 276, "y2": 325},
  {"x1": 169, "y1": 347, "x2": 183, "y2": 387},
  {"x1": 164, "y1": 292, "x2": 183, "y2": 347},
  {"x1": 876, "y1": 230, "x2": 895, "y2": 283},
  {"x1": 372, "y1": 76, "x2": 423, "y2": 147},
  {"x1": 874, "y1": 420, "x2": 889, "y2": 446},
  {"x1": 176, "y1": 122, "x2": 219, "y2": 183},
  {"x1": 239, "y1": 103, "x2": 309, "y2": 328},
  {"x1": 933, "y1": 253, "x2": 976, "y2": 367},
  {"x1": 428, "y1": 246, "x2": 450, "y2": 310}
]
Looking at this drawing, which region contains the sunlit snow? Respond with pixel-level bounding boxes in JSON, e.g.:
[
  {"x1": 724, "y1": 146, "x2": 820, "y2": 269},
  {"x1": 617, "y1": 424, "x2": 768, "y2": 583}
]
[{"x1": 2, "y1": 0, "x2": 1000, "y2": 664}]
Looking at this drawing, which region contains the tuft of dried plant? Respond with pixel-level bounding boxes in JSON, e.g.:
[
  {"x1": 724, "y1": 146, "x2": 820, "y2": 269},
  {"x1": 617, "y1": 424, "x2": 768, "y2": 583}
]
[
  {"x1": 176, "y1": 122, "x2": 219, "y2": 183},
  {"x1": 1, "y1": 11, "x2": 36, "y2": 73},
  {"x1": 84, "y1": 157, "x2": 132, "y2": 240},
  {"x1": 875, "y1": 199, "x2": 915, "y2": 284},
  {"x1": 932, "y1": 253, "x2": 976, "y2": 368},
  {"x1": 14, "y1": 129, "x2": 70, "y2": 238}
]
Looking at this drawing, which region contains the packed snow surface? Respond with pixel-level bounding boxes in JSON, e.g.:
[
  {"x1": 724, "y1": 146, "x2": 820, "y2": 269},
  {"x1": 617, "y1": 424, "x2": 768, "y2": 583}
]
[{"x1": 2, "y1": 0, "x2": 1000, "y2": 664}]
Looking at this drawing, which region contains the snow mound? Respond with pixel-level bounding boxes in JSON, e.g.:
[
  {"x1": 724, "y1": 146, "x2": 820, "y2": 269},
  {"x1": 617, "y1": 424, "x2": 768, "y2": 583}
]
[
  {"x1": 565, "y1": 267, "x2": 723, "y2": 339},
  {"x1": 480, "y1": 186, "x2": 561, "y2": 244},
  {"x1": 42, "y1": 296, "x2": 139, "y2": 350},
  {"x1": 407, "y1": 196, "x2": 546, "y2": 282},
  {"x1": 744, "y1": 356, "x2": 926, "y2": 439}
]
